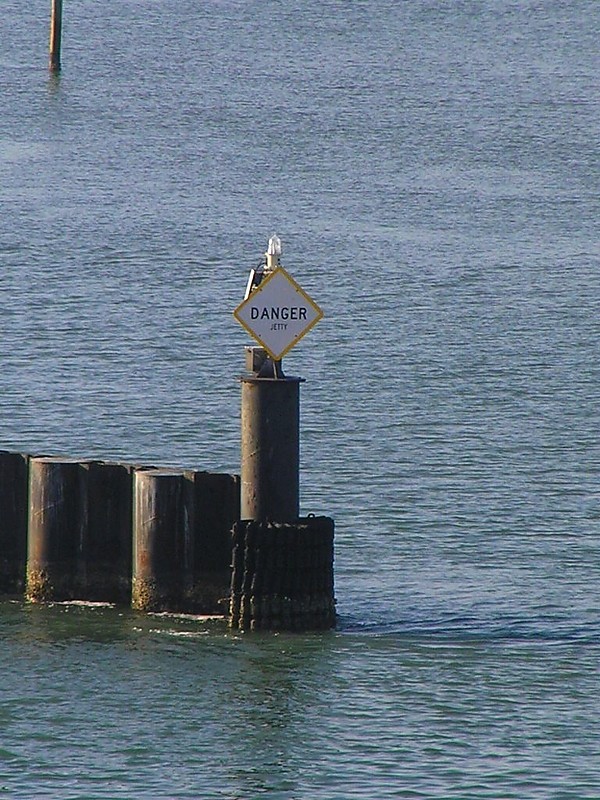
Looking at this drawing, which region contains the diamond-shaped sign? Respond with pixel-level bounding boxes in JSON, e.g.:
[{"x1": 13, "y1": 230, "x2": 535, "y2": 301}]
[{"x1": 233, "y1": 266, "x2": 323, "y2": 361}]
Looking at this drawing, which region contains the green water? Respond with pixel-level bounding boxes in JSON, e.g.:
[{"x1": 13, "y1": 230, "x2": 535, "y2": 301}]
[
  {"x1": 1, "y1": 0, "x2": 599, "y2": 796},
  {"x1": 2, "y1": 602, "x2": 600, "y2": 798}
]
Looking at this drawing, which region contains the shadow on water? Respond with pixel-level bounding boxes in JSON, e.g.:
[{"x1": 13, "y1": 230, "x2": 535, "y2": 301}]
[
  {"x1": 338, "y1": 608, "x2": 600, "y2": 645},
  {"x1": 47, "y1": 71, "x2": 61, "y2": 95},
  {"x1": 0, "y1": 600, "x2": 227, "y2": 645},
  {"x1": 4, "y1": 599, "x2": 600, "y2": 647}
]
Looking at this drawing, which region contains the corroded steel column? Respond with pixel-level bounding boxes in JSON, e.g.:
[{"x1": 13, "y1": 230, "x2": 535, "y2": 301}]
[
  {"x1": 86, "y1": 461, "x2": 134, "y2": 603},
  {"x1": 0, "y1": 451, "x2": 28, "y2": 594},
  {"x1": 132, "y1": 469, "x2": 191, "y2": 611},
  {"x1": 241, "y1": 362, "x2": 303, "y2": 522},
  {"x1": 27, "y1": 457, "x2": 88, "y2": 601}
]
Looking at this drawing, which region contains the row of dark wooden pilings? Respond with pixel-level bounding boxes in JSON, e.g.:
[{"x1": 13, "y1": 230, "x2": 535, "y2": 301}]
[
  {"x1": 0, "y1": 450, "x2": 239, "y2": 613},
  {"x1": 230, "y1": 517, "x2": 336, "y2": 631}
]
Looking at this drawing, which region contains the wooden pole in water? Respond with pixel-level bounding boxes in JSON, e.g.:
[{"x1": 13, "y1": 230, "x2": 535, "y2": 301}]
[{"x1": 49, "y1": 0, "x2": 63, "y2": 73}]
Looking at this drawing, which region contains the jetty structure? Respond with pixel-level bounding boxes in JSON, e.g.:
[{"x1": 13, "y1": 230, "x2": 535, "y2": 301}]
[
  {"x1": 0, "y1": 237, "x2": 336, "y2": 631},
  {"x1": 231, "y1": 235, "x2": 336, "y2": 631},
  {"x1": 0, "y1": 452, "x2": 239, "y2": 613}
]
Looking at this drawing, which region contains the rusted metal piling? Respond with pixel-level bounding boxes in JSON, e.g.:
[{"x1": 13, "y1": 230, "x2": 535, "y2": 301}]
[
  {"x1": 26, "y1": 458, "x2": 138, "y2": 603},
  {"x1": 85, "y1": 461, "x2": 134, "y2": 603},
  {"x1": 0, "y1": 451, "x2": 240, "y2": 612},
  {"x1": 231, "y1": 236, "x2": 335, "y2": 632},
  {"x1": 132, "y1": 469, "x2": 192, "y2": 612},
  {"x1": 229, "y1": 517, "x2": 335, "y2": 631},
  {"x1": 49, "y1": 0, "x2": 63, "y2": 72},
  {"x1": 131, "y1": 468, "x2": 241, "y2": 613},
  {"x1": 27, "y1": 457, "x2": 88, "y2": 602},
  {"x1": 0, "y1": 451, "x2": 28, "y2": 594},
  {"x1": 188, "y1": 471, "x2": 240, "y2": 612}
]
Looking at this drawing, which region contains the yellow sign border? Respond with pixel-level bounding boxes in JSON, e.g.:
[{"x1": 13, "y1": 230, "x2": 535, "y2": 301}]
[{"x1": 233, "y1": 266, "x2": 324, "y2": 361}]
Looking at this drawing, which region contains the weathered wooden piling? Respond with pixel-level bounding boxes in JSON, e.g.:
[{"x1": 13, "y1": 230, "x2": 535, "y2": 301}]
[
  {"x1": 49, "y1": 0, "x2": 63, "y2": 73},
  {"x1": 27, "y1": 457, "x2": 88, "y2": 602},
  {"x1": 229, "y1": 517, "x2": 336, "y2": 632},
  {"x1": 132, "y1": 469, "x2": 192, "y2": 612},
  {"x1": 0, "y1": 451, "x2": 28, "y2": 594}
]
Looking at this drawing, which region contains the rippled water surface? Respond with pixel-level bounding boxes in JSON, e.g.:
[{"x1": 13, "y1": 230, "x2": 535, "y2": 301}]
[{"x1": 1, "y1": 1, "x2": 599, "y2": 797}]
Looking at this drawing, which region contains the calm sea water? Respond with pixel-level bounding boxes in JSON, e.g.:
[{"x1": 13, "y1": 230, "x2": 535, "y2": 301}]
[{"x1": 1, "y1": 1, "x2": 599, "y2": 797}]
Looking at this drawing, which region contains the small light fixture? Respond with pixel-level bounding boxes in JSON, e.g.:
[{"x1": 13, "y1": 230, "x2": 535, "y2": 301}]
[
  {"x1": 265, "y1": 234, "x2": 282, "y2": 271},
  {"x1": 266, "y1": 234, "x2": 282, "y2": 257},
  {"x1": 244, "y1": 233, "x2": 283, "y2": 299}
]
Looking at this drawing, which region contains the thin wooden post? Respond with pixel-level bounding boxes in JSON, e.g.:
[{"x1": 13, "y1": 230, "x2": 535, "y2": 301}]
[{"x1": 49, "y1": 0, "x2": 63, "y2": 73}]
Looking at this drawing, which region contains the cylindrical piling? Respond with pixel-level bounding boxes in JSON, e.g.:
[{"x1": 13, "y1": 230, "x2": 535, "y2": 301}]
[
  {"x1": 0, "y1": 447, "x2": 243, "y2": 608},
  {"x1": 0, "y1": 451, "x2": 28, "y2": 594},
  {"x1": 187, "y1": 471, "x2": 240, "y2": 613},
  {"x1": 132, "y1": 469, "x2": 191, "y2": 612},
  {"x1": 241, "y1": 374, "x2": 302, "y2": 522},
  {"x1": 49, "y1": 0, "x2": 63, "y2": 72},
  {"x1": 229, "y1": 517, "x2": 336, "y2": 632},
  {"x1": 85, "y1": 461, "x2": 134, "y2": 603},
  {"x1": 27, "y1": 457, "x2": 88, "y2": 602}
]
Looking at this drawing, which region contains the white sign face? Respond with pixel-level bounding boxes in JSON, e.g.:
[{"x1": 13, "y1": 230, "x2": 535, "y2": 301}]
[{"x1": 233, "y1": 266, "x2": 323, "y2": 361}]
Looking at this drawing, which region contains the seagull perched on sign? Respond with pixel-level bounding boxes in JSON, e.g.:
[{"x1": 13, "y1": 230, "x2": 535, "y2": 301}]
[{"x1": 244, "y1": 234, "x2": 282, "y2": 299}]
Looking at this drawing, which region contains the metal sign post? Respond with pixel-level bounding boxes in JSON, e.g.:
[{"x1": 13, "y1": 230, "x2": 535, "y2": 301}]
[
  {"x1": 231, "y1": 236, "x2": 335, "y2": 631},
  {"x1": 240, "y1": 362, "x2": 303, "y2": 521},
  {"x1": 234, "y1": 265, "x2": 323, "y2": 363},
  {"x1": 233, "y1": 235, "x2": 323, "y2": 522}
]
